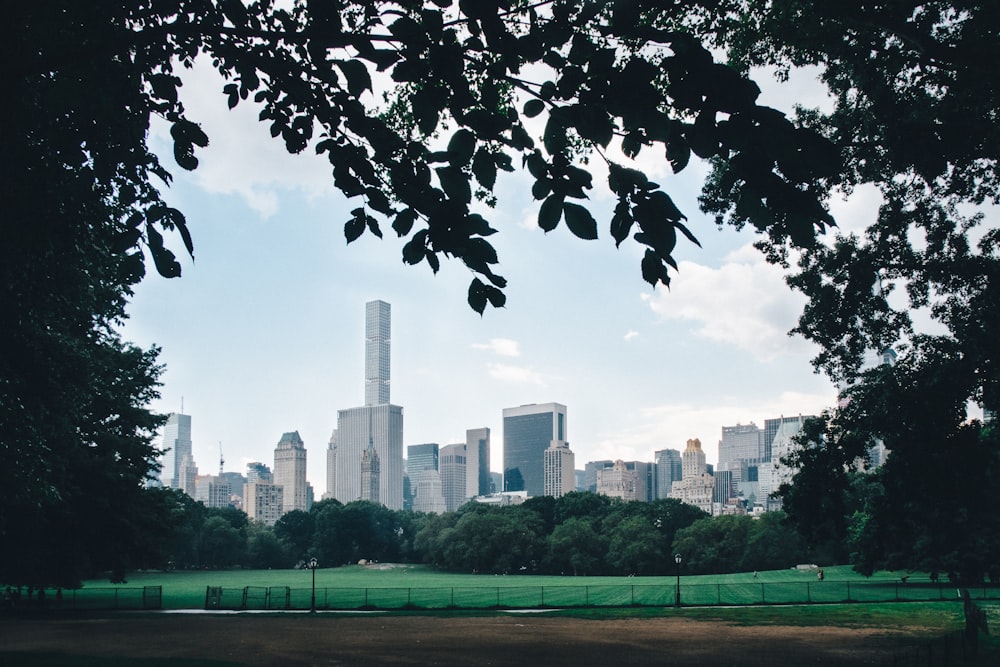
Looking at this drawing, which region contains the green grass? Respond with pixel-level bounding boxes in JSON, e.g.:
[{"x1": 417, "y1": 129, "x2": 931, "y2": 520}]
[{"x1": 62, "y1": 563, "x2": 993, "y2": 611}]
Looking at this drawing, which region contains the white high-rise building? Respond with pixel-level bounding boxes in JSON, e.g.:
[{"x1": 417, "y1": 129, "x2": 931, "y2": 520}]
[
  {"x1": 273, "y1": 431, "x2": 308, "y2": 515},
  {"x1": 333, "y1": 301, "x2": 404, "y2": 509},
  {"x1": 543, "y1": 441, "x2": 576, "y2": 498},
  {"x1": 323, "y1": 429, "x2": 337, "y2": 500},
  {"x1": 246, "y1": 482, "x2": 284, "y2": 526},
  {"x1": 178, "y1": 452, "x2": 198, "y2": 497},
  {"x1": 159, "y1": 412, "x2": 192, "y2": 489},
  {"x1": 440, "y1": 443, "x2": 467, "y2": 511},
  {"x1": 681, "y1": 437, "x2": 707, "y2": 479},
  {"x1": 465, "y1": 427, "x2": 490, "y2": 499},
  {"x1": 365, "y1": 299, "x2": 391, "y2": 406}
]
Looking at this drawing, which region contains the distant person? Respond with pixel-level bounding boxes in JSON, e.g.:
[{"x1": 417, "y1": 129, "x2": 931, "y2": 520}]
[
  {"x1": 817, "y1": 569, "x2": 824, "y2": 582},
  {"x1": 753, "y1": 571, "x2": 758, "y2": 580}
]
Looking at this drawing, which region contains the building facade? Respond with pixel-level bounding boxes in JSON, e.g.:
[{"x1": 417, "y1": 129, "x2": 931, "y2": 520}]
[
  {"x1": 440, "y1": 443, "x2": 467, "y2": 511},
  {"x1": 411, "y1": 468, "x2": 447, "y2": 513},
  {"x1": 245, "y1": 482, "x2": 284, "y2": 526},
  {"x1": 502, "y1": 402, "x2": 568, "y2": 497},
  {"x1": 407, "y1": 443, "x2": 439, "y2": 478},
  {"x1": 332, "y1": 300, "x2": 405, "y2": 510},
  {"x1": 159, "y1": 412, "x2": 192, "y2": 489},
  {"x1": 654, "y1": 448, "x2": 682, "y2": 499},
  {"x1": 246, "y1": 461, "x2": 272, "y2": 484},
  {"x1": 336, "y1": 404, "x2": 404, "y2": 508},
  {"x1": 273, "y1": 430, "x2": 308, "y2": 515},
  {"x1": 543, "y1": 442, "x2": 575, "y2": 498},
  {"x1": 465, "y1": 427, "x2": 491, "y2": 499},
  {"x1": 323, "y1": 429, "x2": 337, "y2": 500},
  {"x1": 596, "y1": 459, "x2": 638, "y2": 500},
  {"x1": 365, "y1": 299, "x2": 391, "y2": 406},
  {"x1": 195, "y1": 475, "x2": 232, "y2": 508}
]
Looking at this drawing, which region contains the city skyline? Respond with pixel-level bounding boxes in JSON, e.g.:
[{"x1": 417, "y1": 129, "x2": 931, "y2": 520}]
[{"x1": 123, "y1": 62, "x2": 846, "y2": 498}]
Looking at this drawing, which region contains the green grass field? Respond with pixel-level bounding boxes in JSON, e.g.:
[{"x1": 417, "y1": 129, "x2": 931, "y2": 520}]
[{"x1": 59, "y1": 563, "x2": 995, "y2": 612}]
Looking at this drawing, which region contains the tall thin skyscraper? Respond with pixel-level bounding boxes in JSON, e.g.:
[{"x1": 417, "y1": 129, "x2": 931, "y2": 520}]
[
  {"x1": 465, "y1": 427, "x2": 490, "y2": 499},
  {"x1": 365, "y1": 300, "x2": 391, "y2": 406},
  {"x1": 502, "y1": 402, "x2": 567, "y2": 497},
  {"x1": 334, "y1": 300, "x2": 404, "y2": 509},
  {"x1": 324, "y1": 429, "x2": 337, "y2": 500},
  {"x1": 159, "y1": 412, "x2": 192, "y2": 489},
  {"x1": 273, "y1": 431, "x2": 308, "y2": 515}
]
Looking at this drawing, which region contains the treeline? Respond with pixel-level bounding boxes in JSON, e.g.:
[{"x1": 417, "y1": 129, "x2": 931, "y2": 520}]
[{"x1": 148, "y1": 489, "x2": 817, "y2": 578}]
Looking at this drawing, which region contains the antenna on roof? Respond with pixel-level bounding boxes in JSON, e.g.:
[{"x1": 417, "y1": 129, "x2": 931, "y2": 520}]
[
  {"x1": 219, "y1": 442, "x2": 224, "y2": 476},
  {"x1": 180, "y1": 396, "x2": 184, "y2": 414}
]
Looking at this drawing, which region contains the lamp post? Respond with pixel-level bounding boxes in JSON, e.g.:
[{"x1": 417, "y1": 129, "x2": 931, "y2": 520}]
[
  {"x1": 308, "y1": 557, "x2": 318, "y2": 613},
  {"x1": 674, "y1": 553, "x2": 682, "y2": 607}
]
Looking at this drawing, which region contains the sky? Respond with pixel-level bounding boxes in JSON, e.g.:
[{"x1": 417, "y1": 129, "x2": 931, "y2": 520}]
[{"x1": 121, "y1": 60, "x2": 878, "y2": 497}]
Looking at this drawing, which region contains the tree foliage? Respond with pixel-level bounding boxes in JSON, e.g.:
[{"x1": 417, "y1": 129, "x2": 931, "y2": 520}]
[{"x1": 6, "y1": 1, "x2": 997, "y2": 584}]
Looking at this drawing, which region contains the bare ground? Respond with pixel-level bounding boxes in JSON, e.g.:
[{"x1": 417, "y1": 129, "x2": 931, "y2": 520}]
[{"x1": 0, "y1": 612, "x2": 926, "y2": 666}]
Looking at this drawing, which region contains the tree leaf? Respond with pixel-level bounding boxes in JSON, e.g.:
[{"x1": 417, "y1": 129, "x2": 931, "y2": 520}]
[
  {"x1": 523, "y1": 99, "x2": 545, "y2": 118},
  {"x1": 538, "y1": 194, "x2": 564, "y2": 232},
  {"x1": 472, "y1": 148, "x2": 497, "y2": 189},
  {"x1": 344, "y1": 212, "x2": 365, "y2": 243},
  {"x1": 563, "y1": 202, "x2": 598, "y2": 240},
  {"x1": 402, "y1": 230, "x2": 427, "y2": 265},
  {"x1": 447, "y1": 129, "x2": 476, "y2": 167},
  {"x1": 436, "y1": 166, "x2": 472, "y2": 204},
  {"x1": 334, "y1": 59, "x2": 372, "y2": 97},
  {"x1": 468, "y1": 277, "x2": 488, "y2": 314},
  {"x1": 393, "y1": 208, "x2": 417, "y2": 237}
]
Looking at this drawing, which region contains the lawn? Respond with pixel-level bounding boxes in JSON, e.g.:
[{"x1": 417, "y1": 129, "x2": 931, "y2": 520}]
[{"x1": 61, "y1": 563, "x2": 989, "y2": 611}]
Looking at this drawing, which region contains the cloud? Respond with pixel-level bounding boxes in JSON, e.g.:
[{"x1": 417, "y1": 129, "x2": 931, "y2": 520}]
[
  {"x1": 623, "y1": 330, "x2": 640, "y2": 342},
  {"x1": 486, "y1": 363, "x2": 547, "y2": 386},
  {"x1": 472, "y1": 338, "x2": 521, "y2": 357},
  {"x1": 643, "y1": 244, "x2": 814, "y2": 361},
  {"x1": 150, "y1": 57, "x2": 337, "y2": 218}
]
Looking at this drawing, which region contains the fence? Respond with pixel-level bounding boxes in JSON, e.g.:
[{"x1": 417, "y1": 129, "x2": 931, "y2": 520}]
[
  {"x1": 1, "y1": 586, "x2": 161, "y2": 611},
  {"x1": 201, "y1": 580, "x2": 996, "y2": 611},
  {"x1": 3, "y1": 580, "x2": 994, "y2": 612}
]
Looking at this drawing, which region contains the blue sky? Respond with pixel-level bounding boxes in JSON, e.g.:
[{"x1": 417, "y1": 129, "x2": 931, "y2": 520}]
[{"x1": 121, "y1": 61, "x2": 869, "y2": 496}]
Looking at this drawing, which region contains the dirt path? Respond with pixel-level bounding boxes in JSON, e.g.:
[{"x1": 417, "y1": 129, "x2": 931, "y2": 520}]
[{"x1": 0, "y1": 612, "x2": 925, "y2": 666}]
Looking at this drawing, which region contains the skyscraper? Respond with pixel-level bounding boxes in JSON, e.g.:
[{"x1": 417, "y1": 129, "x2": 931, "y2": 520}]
[
  {"x1": 407, "y1": 443, "x2": 439, "y2": 478},
  {"x1": 334, "y1": 300, "x2": 404, "y2": 509},
  {"x1": 718, "y1": 422, "x2": 764, "y2": 471},
  {"x1": 502, "y1": 402, "x2": 567, "y2": 497},
  {"x1": 682, "y1": 437, "x2": 707, "y2": 479},
  {"x1": 440, "y1": 443, "x2": 467, "y2": 511},
  {"x1": 324, "y1": 429, "x2": 337, "y2": 500},
  {"x1": 543, "y1": 441, "x2": 575, "y2": 498},
  {"x1": 246, "y1": 461, "x2": 272, "y2": 484},
  {"x1": 654, "y1": 448, "x2": 682, "y2": 499},
  {"x1": 465, "y1": 427, "x2": 491, "y2": 499},
  {"x1": 159, "y1": 412, "x2": 192, "y2": 489},
  {"x1": 273, "y1": 431, "x2": 307, "y2": 515},
  {"x1": 365, "y1": 299, "x2": 391, "y2": 406}
]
